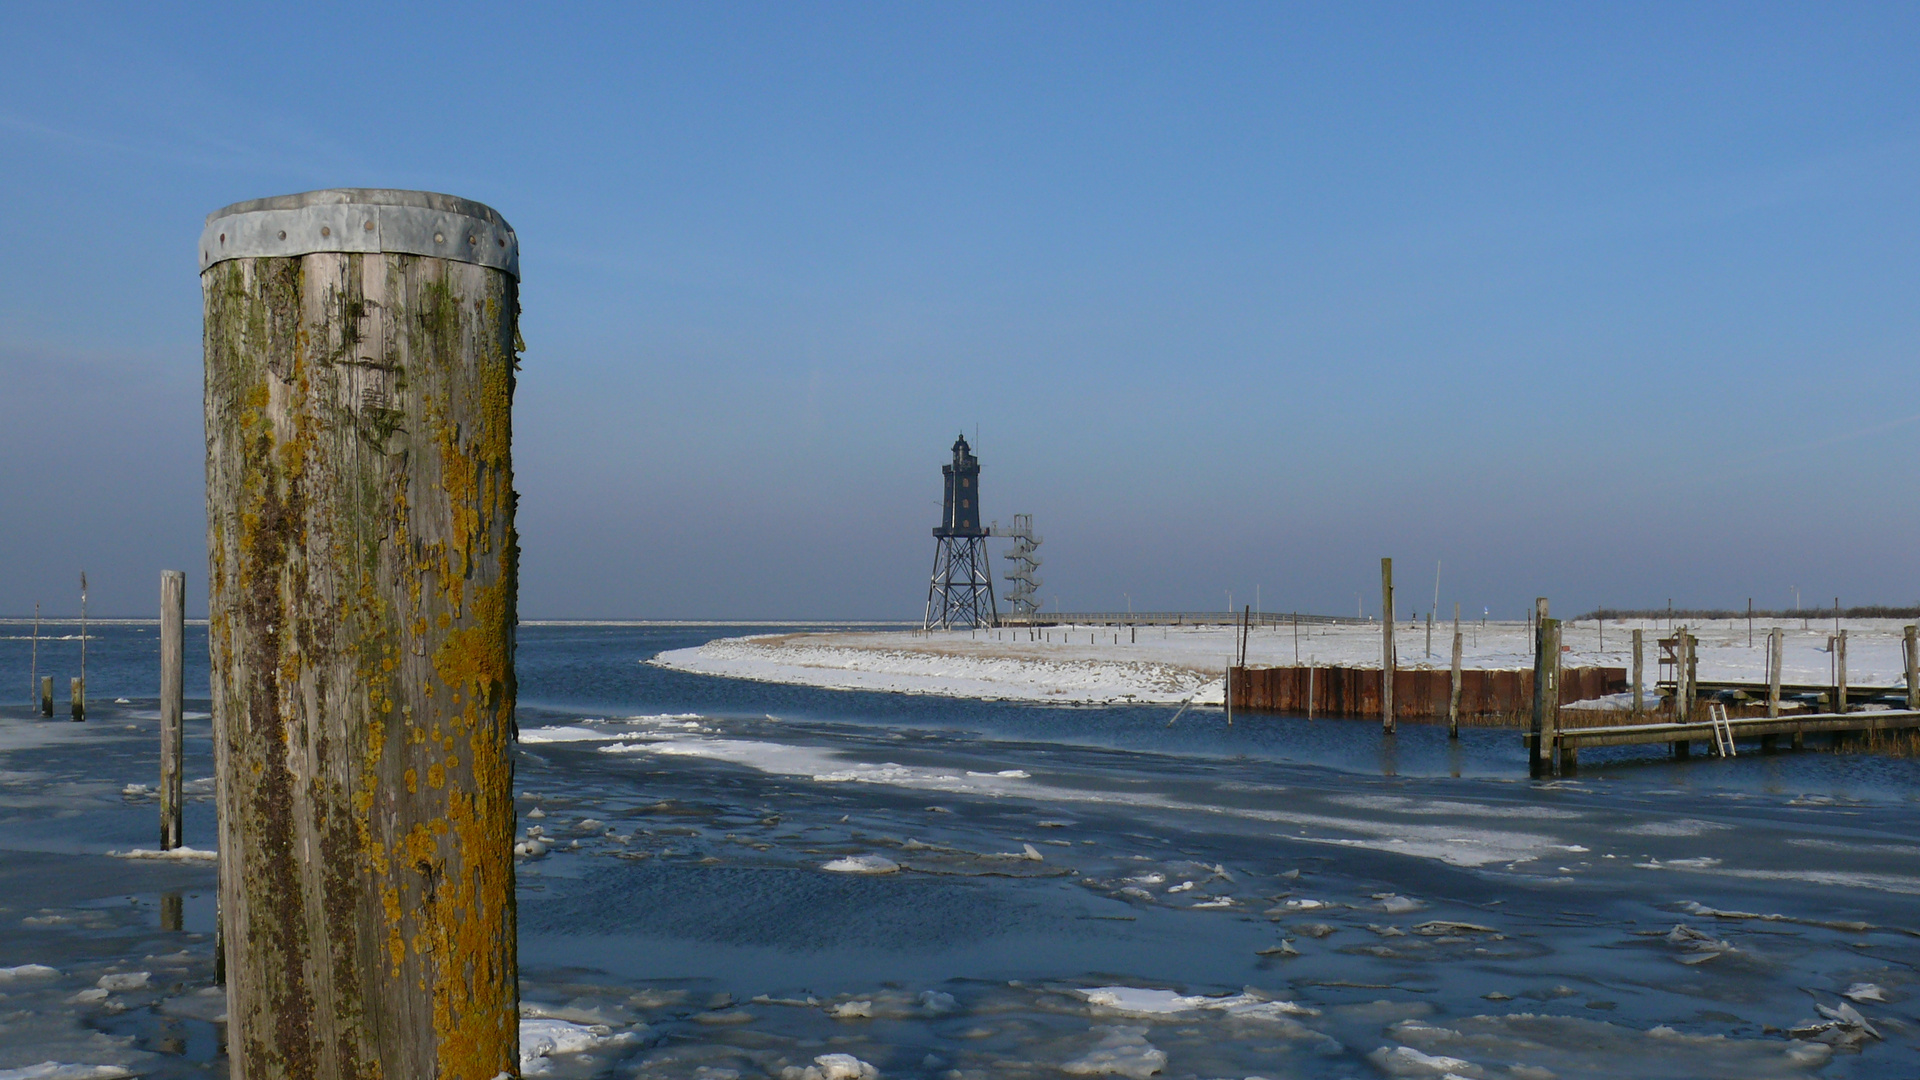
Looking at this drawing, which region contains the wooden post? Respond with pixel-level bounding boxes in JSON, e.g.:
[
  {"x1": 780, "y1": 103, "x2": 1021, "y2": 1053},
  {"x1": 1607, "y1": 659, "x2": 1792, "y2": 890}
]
[
  {"x1": 1550, "y1": 621, "x2": 1572, "y2": 773},
  {"x1": 39, "y1": 675, "x2": 52, "y2": 718},
  {"x1": 1768, "y1": 627, "x2": 1783, "y2": 719},
  {"x1": 69, "y1": 676, "x2": 84, "y2": 721},
  {"x1": 160, "y1": 570, "x2": 186, "y2": 851},
  {"x1": 1307, "y1": 662, "x2": 1315, "y2": 720},
  {"x1": 201, "y1": 189, "x2": 521, "y2": 1080},
  {"x1": 1448, "y1": 622, "x2": 1463, "y2": 739},
  {"x1": 1529, "y1": 598, "x2": 1549, "y2": 776},
  {"x1": 1381, "y1": 558, "x2": 1395, "y2": 733},
  {"x1": 1835, "y1": 629, "x2": 1848, "y2": 715},
  {"x1": 1905, "y1": 625, "x2": 1918, "y2": 711},
  {"x1": 29, "y1": 601, "x2": 37, "y2": 710},
  {"x1": 1630, "y1": 628, "x2": 1643, "y2": 718}
]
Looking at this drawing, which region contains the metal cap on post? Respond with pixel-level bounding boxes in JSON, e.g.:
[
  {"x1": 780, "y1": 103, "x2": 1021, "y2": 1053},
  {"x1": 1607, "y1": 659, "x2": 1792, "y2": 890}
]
[{"x1": 202, "y1": 189, "x2": 521, "y2": 1080}]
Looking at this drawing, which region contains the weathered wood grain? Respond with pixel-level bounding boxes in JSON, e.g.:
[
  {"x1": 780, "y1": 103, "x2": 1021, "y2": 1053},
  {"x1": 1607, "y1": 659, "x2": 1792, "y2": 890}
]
[{"x1": 203, "y1": 245, "x2": 519, "y2": 1080}]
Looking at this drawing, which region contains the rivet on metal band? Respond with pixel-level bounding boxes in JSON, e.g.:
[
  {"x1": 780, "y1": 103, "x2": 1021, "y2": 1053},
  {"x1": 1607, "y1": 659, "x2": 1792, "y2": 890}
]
[{"x1": 199, "y1": 188, "x2": 518, "y2": 279}]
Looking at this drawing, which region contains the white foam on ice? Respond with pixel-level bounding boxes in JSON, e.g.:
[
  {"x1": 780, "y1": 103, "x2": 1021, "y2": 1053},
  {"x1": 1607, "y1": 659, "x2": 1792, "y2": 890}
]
[{"x1": 820, "y1": 855, "x2": 900, "y2": 874}]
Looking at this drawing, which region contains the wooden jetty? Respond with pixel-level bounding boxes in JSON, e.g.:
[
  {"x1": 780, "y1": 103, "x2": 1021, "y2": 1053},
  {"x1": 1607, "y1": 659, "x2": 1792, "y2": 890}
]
[{"x1": 1551, "y1": 708, "x2": 1920, "y2": 761}]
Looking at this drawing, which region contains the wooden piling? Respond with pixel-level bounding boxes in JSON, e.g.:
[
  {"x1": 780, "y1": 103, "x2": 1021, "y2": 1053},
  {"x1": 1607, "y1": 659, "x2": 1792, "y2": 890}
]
[
  {"x1": 201, "y1": 189, "x2": 521, "y2": 1080},
  {"x1": 1630, "y1": 628, "x2": 1643, "y2": 718},
  {"x1": 1448, "y1": 624, "x2": 1463, "y2": 739},
  {"x1": 160, "y1": 570, "x2": 186, "y2": 851},
  {"x1": 1835, "y1": 629, "x2": 1848, "y2": 714},
  {"x1": 1529, "y1": 598, "x2": 1550, "y2": 776},
  {"x1": 69, "y1": 676, "x2": 84, "y2": 721},
  {"x1": 39, "y1": 675, "x2": 52, "y2": 718},
  {"x1": 1380, "y1": 558, "x2": 1395, "y2": 733},
  {"x1": 1905, "y1": 625, "x2": 1918, "y2": 711},
  {"x1": 1768, "y1": 627, "x2": 1782, "y2": 720}
]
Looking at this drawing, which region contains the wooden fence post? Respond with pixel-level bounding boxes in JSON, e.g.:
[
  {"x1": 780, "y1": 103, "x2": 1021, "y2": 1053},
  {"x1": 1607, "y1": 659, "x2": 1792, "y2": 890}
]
[
  {"x1": 201, "y1": 189, "x2": 521, "y2": 1080},
  {"x1": 69, "y1": 676, "x2": 84, "y2": 722},
  {"x1": 1381, "y1": 558, "x2": 1395, "y2": 733},
  {"x1": 39, "y1": 675, "x2": 52, "y2": 718},
  {"x1": 1905, "y1": 625, "x2": 1918, "y2": 712},
  {"x1": 160, "y1": 570, "x2": 186, "y2": 850}
]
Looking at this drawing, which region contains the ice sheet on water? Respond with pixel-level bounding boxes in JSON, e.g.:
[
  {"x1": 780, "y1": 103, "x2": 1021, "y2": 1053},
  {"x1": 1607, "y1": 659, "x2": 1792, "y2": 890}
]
[
  {"x1": 92, "y1": 973, "x2": 148, "y2": 991},
  {"x1": 518, "y1": 1016, "x2": 638, "y2": 1075},
  {"x1": 0, "y1": 965, "x2": 59, "y2": 981},
  {"x1": 1383, "y1": 1015, "x2": 1831, "y2": 1078},
  {"x1": 780, "y1": 1053, "x2": 877, "y2": 1080},
  {"x1": 0, "y1": 1066, "x2": 132, "y2": 1080},
  {"x1": 1061, "y1": 1026, "x2": 1168, "y2": 1079}
]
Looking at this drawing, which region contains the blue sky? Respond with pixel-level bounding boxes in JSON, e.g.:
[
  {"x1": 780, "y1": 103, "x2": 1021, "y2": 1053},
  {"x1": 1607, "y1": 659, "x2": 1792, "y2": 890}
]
[{"x1": 2, "y1": 3, "x2": 1916, "y2": 619}]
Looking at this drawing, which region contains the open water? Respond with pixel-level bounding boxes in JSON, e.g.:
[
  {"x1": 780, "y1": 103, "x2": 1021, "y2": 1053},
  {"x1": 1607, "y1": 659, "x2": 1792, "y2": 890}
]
[{"x1": 1, "y1": 622, "x2": 1916, "y2": 1078}]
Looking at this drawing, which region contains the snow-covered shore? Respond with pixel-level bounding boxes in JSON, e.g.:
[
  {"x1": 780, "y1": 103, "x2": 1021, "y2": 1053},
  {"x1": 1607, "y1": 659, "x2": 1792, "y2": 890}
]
[{"x1": 649, "y1": 618, "x2": 1916, "y2": 706}]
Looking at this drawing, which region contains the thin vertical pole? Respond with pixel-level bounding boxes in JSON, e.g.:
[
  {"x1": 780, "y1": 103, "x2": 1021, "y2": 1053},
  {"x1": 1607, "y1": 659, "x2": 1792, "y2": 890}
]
[
  {"x1": 1381, "y1": 558, "x2": 1395, "y2": 733},
  {"x1": 1550, "y1": 619, "x2": 1570, "y2": 774},
  {"x1": 29, "y1": 601, "x2": 38, "y2": 709},
  {"x1": 1747, "y1": 598, "x2": 1753, "y2": 648},
  {"x1": 160, "y1": 571, "x2": 186, "y2": 851},
  {"x1": 77, "y1": 571, "x2": 87, "y2": 721}
]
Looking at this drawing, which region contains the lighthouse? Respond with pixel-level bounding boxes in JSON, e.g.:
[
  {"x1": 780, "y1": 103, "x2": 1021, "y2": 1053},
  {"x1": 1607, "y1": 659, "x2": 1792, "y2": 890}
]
[{"x1": 924, "y1": 435, "x2": 998, "y2": 629}]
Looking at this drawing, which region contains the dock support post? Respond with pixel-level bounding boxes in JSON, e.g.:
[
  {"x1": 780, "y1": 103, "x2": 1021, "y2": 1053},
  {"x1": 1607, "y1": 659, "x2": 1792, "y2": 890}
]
[
  {"x1": 1381, "y1": 558, "x2": 1395, "y2": 733},
  {"x1": 1529, "y1": 598, "x2": 1550, "y2": 777},
  {"x1": 1906, "y1": 625, "x2": 1918, "y2": 712},
  {"x1": 160, "y1": 570, "x2": 185, "y2": 850},
  {"x1": 39, "y1": 675, "x2": 52, "y2": 717},
  {"x1": 1548, "y1": 621, "x2": 1570, "y2": 773},
  {"x1": 69, "y1": 676, "x2": 84, "y2": 722},
  {"x1": 1767, "y1": 628, "x2": 1782, "y2": 720},
  {"x1": 1448, "y1": 611, "x2": 1462, "y2": 740},
  {"x1": 1631, "y1": 628, "x2": 1643, "y2": 717},
  {"x1": 1835, "y1": 629, "x2": 1848, "y2": 715},
  {"x1": 202, "y1": 188, "x2": 522, "y2": 1080}
]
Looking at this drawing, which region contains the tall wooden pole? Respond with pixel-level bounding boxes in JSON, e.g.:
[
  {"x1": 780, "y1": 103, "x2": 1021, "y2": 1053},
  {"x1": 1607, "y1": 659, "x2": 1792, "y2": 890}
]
[
  {"x1": 1835, "y1": 629, "x2": 1848, "y2": 715},
  {"x1": 1904, "y1": 625, "x2": 1918, "y2": 712},
  {"x1": 160, "y1": 570, "x2": 186, "y2": 850},
  {"x1": 1529, "y1": 598, "x2": 1549, "y2": 776},
  {"x1": 1448, "y1": 617, "x2": 1463, "y2": 739},
  {"x1": 1630, "y1": 628, "x2": 1643, "y2": 718},
  {"x1": 29, "y1": 601, "x2": 37, "y2": 710},
  {"x1": 1380, "y1": 558, "x2": 1395, "y2": 733},
  {"x1": 1768, "y1": 627, "x2": 1782, "y2": 719},
  {"x1": 201, "y1": 189, "x2": 521, "y2": 1080}
]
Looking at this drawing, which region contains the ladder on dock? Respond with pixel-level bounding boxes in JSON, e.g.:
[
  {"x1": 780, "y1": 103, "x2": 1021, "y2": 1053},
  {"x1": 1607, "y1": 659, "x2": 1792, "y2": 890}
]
[{"x1": 1708, "y1": 703, "x2": 1737, "y2": 758}]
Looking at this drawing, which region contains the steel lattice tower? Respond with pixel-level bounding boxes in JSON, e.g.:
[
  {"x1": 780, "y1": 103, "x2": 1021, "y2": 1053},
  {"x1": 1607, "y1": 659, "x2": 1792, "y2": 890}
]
[{"x1": 924, "y1": 435, "x2": 998, "y2": 630}]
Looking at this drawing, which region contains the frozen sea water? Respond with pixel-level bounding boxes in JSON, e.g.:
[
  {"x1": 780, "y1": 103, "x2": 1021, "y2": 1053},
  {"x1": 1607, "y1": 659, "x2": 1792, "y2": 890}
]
[{"x1": 0, "y1": 622, "x2": 1916, "y2": 1077}]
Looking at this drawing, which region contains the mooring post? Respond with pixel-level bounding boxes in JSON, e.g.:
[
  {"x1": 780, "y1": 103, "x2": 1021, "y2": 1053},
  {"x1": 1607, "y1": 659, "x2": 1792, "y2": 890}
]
[
  {"x1": 1905, "y1": 625, "x2": 1918, "y2": 712},
  {"x1": 1630, "y1": 628, "x2": 1643, "y2": 717},
  {"x1": 1529, "y1": 598, "x2": 1550, "y2": 776},
  {"x1": 1835, "y1": 628, "x2": 1848, "y2": 715},
  {"x1": 1448, "y1": 621, "x2": 1463, "y2": 740},
  {"x1": 160, "y1": 570, "x2": 185, "y2": 850},
  {"x1": 1768, "y1": 627, "x2": 1783, "y2": 719},
  {"x1": 1381, "y1": 558, "x2": 1395, "y2": 733},
  {"x1": 39, "y1": 675, "x2": 52, "y2": 718},
  {"x1": 1550, "y1": 620, "x2": 1573, "y2": 773},
  {"x1": 69, "y1": 676, "x2": 84, "y2": 722},
  {"x1": 201, "y1": 189, "x2": 521, "y2": 1079}
]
